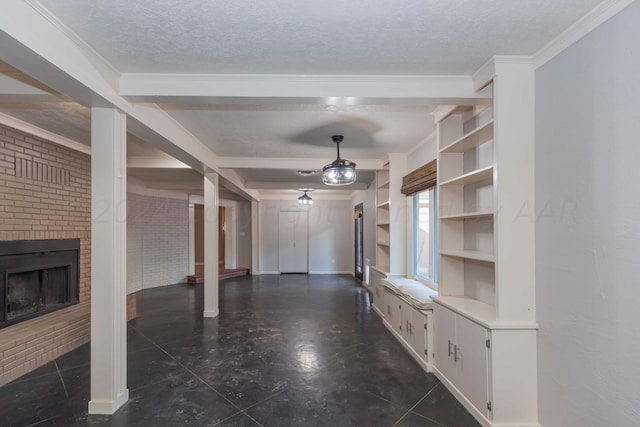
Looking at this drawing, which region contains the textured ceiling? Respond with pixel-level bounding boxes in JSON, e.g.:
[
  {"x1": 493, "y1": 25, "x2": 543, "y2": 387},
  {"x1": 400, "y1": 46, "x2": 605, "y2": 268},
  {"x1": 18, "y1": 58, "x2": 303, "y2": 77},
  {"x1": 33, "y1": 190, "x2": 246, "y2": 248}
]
[
  {"x1": 38, "y1": 0, "x2": 602, "y2": 75},
  {"x1": 162, "y1": 104, "x2": 436, "y2": 159},
  {"x1": 1, "y1": 0, "x2": 608, "y2": 199}
]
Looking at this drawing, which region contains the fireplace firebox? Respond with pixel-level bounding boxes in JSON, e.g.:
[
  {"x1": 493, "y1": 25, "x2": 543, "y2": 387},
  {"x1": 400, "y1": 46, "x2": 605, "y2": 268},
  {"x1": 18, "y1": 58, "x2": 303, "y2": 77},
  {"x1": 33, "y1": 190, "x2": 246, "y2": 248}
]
[{"x1": 0, "y1": 239, "x2": 79, "y2": 329}]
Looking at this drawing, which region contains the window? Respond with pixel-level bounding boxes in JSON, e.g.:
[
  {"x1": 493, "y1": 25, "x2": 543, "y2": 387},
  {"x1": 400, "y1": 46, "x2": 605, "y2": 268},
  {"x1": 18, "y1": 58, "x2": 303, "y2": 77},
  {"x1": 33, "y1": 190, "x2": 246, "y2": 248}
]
[{"x1": 413, "y1": 188, "x2": 437, "y2": 287}]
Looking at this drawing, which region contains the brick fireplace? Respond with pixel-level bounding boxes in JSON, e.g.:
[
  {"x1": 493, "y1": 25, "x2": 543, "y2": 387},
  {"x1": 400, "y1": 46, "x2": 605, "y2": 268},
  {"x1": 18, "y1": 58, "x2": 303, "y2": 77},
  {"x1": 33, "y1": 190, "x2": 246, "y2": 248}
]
[{"x1": 0, "y1": 123, "x2": 91, "y2": 385}]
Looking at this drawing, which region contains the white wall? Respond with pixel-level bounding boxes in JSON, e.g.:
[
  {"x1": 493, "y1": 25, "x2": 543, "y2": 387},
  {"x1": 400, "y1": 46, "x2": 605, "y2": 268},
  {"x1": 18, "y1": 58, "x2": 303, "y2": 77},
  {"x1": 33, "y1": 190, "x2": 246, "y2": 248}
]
[
  {"x1": 535, "y1": 2, "x2": 640, "y2": 426},
  {"x1": 127, "y1": 192, "x2": 189, "y2": 292},
  {"x1": 351, "y1": 184, "x2": 377, "y2": 277},
  {"x1": 259, "y1": 199, "x2": 352, "y2": 274},
  {"x1": 406, "y1": 132, "x2": 437, "y2": 172}
]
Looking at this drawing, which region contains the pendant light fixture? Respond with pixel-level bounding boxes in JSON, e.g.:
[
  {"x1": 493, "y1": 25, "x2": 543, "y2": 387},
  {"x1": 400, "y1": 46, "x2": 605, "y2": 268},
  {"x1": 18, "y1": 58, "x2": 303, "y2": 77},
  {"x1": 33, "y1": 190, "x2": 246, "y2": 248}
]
[
  {"x1": 298, "y1": 190, "x2": 313, "y2": 205},
  {"x1": 322, "y1": 135, "x2": 356, "y2": 185}
]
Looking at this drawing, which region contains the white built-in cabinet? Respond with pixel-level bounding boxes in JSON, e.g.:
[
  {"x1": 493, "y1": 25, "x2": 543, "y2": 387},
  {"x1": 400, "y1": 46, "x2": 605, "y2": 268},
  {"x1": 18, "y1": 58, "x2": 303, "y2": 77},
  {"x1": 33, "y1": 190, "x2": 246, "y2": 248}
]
[
  {"x1": 434, "y1": 304, "x2": 489, "y2": 418},
  {"x1": 433, "y1": 60, "x2": 538, "y2": 427},
  {"x1": 383, "y1": 287, "x2": 432, "y2": 370}
]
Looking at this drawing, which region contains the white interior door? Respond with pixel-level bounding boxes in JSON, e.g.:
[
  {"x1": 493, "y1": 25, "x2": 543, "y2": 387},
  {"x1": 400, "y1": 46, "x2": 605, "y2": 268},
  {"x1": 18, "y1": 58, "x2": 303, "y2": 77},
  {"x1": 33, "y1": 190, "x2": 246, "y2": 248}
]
[{"x1": 278, "y1": 211, "x2": 308, "y2": 273}]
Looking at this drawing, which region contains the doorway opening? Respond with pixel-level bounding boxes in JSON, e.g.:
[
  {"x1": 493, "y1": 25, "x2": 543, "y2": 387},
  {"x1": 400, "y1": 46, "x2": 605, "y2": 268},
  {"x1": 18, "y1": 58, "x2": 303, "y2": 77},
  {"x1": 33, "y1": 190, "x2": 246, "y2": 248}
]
[{"x1": 354, "y1": 204, "x2": 364, "y2": 282}]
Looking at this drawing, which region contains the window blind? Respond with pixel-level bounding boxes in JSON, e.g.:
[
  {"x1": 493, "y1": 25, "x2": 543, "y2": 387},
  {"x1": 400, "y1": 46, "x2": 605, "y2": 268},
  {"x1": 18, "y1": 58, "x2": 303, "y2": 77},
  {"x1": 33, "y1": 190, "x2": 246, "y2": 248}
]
[{"x1": 401, "y1": 159, "x2": 437, "y2": 196}]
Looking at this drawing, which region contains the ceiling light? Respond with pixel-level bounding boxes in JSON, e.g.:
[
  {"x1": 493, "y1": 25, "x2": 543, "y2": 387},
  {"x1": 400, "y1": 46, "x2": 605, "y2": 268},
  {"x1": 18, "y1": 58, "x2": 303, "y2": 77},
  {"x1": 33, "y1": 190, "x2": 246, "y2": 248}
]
[
  {"x1": 297, "y1": 169, "x2": 317, "y2": 176},
  {"x1": 298, "y1": 190, "x2": 313, "y2": 205},
  {"x1": 322, "y1": 135, "x2": 356, "y2": 186}
]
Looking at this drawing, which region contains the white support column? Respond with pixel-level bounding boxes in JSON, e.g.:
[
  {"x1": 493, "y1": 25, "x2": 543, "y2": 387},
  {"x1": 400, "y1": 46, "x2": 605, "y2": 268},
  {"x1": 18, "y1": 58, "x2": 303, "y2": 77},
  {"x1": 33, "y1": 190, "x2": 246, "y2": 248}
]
[
  {"x1": 251, "y1": 200, "x2": 260, "y2": 275},
  {"x1": 89, "y1": 108, "x2": 129, "y2": 414},
  {"x1": 188, "y1": 203, "x2": 196, "y2": 276},
  {"x1": 203, "y1": 173, "x2": 219, "y2": 317}
]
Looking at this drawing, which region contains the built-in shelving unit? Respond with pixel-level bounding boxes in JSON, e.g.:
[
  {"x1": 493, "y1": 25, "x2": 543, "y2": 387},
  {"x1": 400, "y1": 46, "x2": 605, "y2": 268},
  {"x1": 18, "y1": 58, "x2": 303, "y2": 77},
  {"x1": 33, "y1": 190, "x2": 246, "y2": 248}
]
[
  {"x1": 432, "y1": 61, "x2": 538, "y2": 427},
  {"x1": 375, "y1": 165, "x2": 390, "y2": 273}
]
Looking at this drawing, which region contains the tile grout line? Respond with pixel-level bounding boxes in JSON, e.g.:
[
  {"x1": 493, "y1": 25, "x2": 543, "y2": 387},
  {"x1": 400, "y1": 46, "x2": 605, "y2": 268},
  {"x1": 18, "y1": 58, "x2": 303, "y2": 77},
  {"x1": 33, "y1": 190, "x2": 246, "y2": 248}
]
[
  {"x1": 392, "y1": 383, "x2": 444, "y2": 427},
  {"x1": 54, "y1": 360, "x2": 82, "y2": 427},
  {"x1": 128, "y1": 324, "x2": 246, "y2": 416},
  {"x1": 54, "y1": 361, "x2": 70, "y2": 399}
]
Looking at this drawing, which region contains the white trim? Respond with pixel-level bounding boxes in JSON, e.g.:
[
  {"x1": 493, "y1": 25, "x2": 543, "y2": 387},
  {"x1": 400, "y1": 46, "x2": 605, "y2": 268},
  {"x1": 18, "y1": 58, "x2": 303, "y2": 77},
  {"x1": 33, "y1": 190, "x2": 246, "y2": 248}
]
[
  {"x1": 203, "y1": 309, "x2": 219, "y2": 318},
  {"x1": 258, "y1": 192, "x2": 354, "y2": 201},
  {"x1": 0, "y1": 112, "x2": 91, "y2": 154},
  {"x1": 218, "y1": 156, "x2": 384, "y2": 171},
  {"x1": 88, "y1": 390, "x2": 129, "y2": 415},
  {"x1": 189, "y1": 194, "x2": 205, "y2": 205},
  {"x1": 24, "y1": 0, "x2": 120, "y2": 88},
  {"x1": 533, "y1": 0, "x2": 637, "y2": 69},
  {"x1": 308, "y1": 271, "x2": 353, "y2": 275},
  {"x1": 249, "y1": 181, "x2": 370, "y2": 191},
  {"x1": 120, "y1": 73, "x2": 485, "y2": 101},
  {"x1": 127, "y1": 182, "x2": 189, "y2": 201},
  {"x1": 259, "y1": 271, "x2": 280, "y2": 275},
  {"x1": 127, "y1": 156, "x2": 190, "y2": 169},
  {"x1": 472, "y1": 58, "x2": 495, "y2": 92}
]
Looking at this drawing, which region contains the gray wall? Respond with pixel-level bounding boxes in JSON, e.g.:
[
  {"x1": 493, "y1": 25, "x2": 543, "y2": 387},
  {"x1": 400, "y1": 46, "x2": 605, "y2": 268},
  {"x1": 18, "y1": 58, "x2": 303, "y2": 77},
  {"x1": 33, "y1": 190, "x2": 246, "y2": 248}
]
[
  {"x1": 259, "y1": 199, "x2": 352, "y2": 273},
  {"x1": 535, "y1": 2, "x2": 640, "y2": 425}
]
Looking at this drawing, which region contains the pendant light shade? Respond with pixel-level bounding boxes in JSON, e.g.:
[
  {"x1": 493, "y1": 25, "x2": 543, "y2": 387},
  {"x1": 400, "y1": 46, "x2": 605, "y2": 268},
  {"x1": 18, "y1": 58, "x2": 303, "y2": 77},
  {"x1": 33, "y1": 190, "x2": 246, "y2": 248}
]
[
  {"x1": 298, "y1": 190, "x2": 313, "y2": 205},
  {"x1": 322, "y1": 135, "x2": 356, "y2": 185}
]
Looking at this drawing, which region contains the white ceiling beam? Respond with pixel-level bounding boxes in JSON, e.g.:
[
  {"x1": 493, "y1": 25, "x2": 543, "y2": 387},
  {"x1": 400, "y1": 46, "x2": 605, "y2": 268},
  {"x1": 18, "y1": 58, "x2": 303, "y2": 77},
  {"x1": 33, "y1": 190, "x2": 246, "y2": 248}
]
[
  {"x1": 246, "y1": 181, "x2": 370, "y2": 190},
  {"x1": 258, "y1": 190, "x2": 354, "y2": 201},
  {"x1": 218, "y1": 157, "x2": 385, "y2": 171},
  {"x1": 127, "y1": 156, "x2": 190, "y2": 169},
  {"x1": 119, "y1": 74, "x2": 491, "y2": 104}
]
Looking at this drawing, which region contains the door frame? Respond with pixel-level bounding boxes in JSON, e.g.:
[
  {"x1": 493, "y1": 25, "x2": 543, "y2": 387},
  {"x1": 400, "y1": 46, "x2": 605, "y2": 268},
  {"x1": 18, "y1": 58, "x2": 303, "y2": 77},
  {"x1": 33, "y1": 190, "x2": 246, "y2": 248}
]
[{"x1": 354, "y1": 203, "x2": 364, "y2": 281}]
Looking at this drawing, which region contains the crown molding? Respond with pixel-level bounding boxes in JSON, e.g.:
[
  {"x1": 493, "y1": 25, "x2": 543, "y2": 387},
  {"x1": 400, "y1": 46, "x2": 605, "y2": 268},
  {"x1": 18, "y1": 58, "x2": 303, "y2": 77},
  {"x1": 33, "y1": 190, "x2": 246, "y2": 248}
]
[
  {"x1": 533, "y1": 0, "x2": 636, "y2": 69},
  {"x1": 0, "y1": 112, "x2": 90, "y2": 154}
]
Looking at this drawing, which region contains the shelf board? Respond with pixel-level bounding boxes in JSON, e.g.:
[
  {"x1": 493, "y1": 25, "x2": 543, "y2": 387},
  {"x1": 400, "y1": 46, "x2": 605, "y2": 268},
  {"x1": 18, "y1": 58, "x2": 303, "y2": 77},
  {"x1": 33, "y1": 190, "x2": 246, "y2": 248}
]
[
  {"x1": 377, "y1": 180, "x2": 390, "y2": 188},
  {"x1": 433, "y1": 295, "x2": 496, "y2": 328},
  {"x1": 376, "y1": 222, "x2": 390, "y2": 226},
  {"x1": 439, "y1": 165, "x2": 493, "y2": 187},
  {"x1": 371, "y1": 265, "x2": 390, "y2": 275},
  {"x1": 377, "y1": 241, "x2": 390, "y2": 246},
  {"x1": 440, "y1": 211, "x2": 493, "y2": 220},
  {"x1": 440, "y1": 249, "x2": 495, "y2": 263},
  {"x1": 432, "y1": 296, "x2": 539, "y2": 330},
  {"x1": 440, "y1": 120, "x2": 494, "y2": 154},
  {"x1": 376, "y1": 200, "x2": 390, "y2": 208}
]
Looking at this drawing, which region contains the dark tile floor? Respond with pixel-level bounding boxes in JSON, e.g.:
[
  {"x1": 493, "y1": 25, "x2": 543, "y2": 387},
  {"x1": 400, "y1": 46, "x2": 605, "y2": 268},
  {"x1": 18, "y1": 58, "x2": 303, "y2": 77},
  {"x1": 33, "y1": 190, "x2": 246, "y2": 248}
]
[{"x1": 0, "y1": 274, "x2": 480, "y2": 427}]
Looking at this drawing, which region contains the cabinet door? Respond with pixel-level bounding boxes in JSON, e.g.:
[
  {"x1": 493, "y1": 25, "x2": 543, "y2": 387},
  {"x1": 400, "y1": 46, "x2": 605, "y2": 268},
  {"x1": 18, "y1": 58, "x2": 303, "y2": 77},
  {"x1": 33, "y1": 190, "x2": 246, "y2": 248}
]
[
  {"x1": 434, "y1": 304, "x2": 456, "y2": 380},
  {"x1": 412, "y1": 309, "x2": 428, "y2": 362},
  {"x1": 384, "y1": 290, "x2": 396, "y2": 329},
  {"x1": 389, "y1": 293, "x2": 404, "y2": 336},
  {"x1": 455, "y1": 315, "x2": 489, "y2": 417},
  {"x1": 370, "y1": 269, "x2": 384, "y2": 313}
]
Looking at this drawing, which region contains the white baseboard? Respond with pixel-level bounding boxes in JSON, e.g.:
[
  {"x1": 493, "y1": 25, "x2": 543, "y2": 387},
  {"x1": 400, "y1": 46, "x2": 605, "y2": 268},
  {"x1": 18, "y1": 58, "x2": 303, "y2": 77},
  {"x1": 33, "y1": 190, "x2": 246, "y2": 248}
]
[
  {"x1": 88, "y1": 390, "x2": 129, "y2": 415},
  {"x1": 308, "y1": 270, "x2": 352, "y2": 274}
]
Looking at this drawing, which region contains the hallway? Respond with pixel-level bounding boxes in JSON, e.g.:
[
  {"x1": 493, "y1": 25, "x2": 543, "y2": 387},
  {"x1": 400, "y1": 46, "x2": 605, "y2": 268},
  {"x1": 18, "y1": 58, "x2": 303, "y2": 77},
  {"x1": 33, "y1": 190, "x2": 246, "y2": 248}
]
[{"x1": 0, "y1": 275, "x2": 479, "y2": 426}]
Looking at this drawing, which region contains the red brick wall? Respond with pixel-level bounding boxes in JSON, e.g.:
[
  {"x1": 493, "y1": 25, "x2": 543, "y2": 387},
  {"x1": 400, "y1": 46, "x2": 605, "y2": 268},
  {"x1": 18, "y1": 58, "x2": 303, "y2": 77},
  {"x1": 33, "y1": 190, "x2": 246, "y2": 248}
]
[{"x1": 0, "y1": 123, "x2": 91, "y2": 385}]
